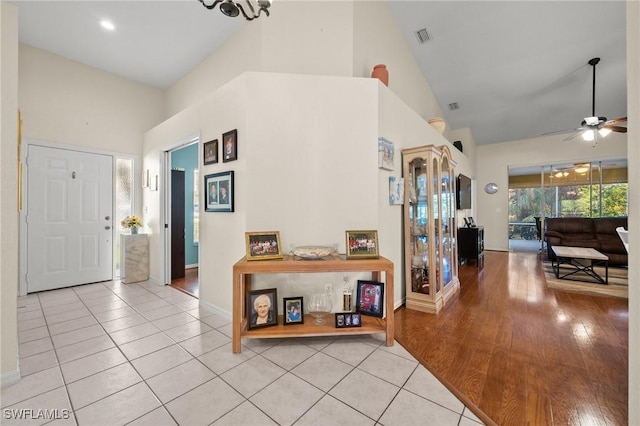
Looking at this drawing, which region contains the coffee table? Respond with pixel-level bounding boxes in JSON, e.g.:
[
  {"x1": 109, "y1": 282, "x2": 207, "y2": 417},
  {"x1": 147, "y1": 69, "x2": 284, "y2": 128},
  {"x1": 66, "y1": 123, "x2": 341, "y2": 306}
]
[{"x1": 551, "y1": 246, "x2": 609, "y2": 284}]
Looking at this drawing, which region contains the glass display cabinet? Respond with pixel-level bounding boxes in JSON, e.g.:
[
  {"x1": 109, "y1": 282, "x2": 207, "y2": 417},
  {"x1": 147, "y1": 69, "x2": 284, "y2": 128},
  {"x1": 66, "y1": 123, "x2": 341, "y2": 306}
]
[{"x1": 402, "y1": 144, "x2": 459, "y2": 313}]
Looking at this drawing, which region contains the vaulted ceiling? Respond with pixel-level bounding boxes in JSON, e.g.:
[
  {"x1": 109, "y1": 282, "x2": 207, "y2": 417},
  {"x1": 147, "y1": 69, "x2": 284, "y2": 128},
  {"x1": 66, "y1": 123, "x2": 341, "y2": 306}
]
[{"x1": 9, "y1": 1, "x2": 627, "y2": 145}]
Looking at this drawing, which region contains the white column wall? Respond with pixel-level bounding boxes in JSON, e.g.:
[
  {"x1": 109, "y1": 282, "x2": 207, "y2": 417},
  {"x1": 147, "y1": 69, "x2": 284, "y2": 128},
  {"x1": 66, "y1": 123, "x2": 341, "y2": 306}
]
[
  {"x1": 627, "y1": 1, "x2": 639, "y2": 423},
  {"x1": 0, "y1": 2, "x2": 20, "y2": 384},
  {"x1": 145, "y1": 73, "x2": 386, "y2": 314}
]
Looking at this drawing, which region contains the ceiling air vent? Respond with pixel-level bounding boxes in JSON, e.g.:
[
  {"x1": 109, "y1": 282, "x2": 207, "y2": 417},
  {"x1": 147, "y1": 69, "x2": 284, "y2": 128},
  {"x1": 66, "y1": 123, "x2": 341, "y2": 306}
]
[
  {"x1": 448, "y1": 102, "x2": 460, "y2": 111},
  {"x1": 415, "y1": 28, "x2": 430, "y2": 44}
]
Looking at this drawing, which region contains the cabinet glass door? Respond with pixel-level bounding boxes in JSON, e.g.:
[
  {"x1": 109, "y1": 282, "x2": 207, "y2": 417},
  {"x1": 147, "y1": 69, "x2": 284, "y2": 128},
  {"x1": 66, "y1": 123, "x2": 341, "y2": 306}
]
[
  {"x1": 432, "y1": 158, "x2": 441, "y2": 293},
  {"x1": 409, "y1": 157, "x2": 430, "y2": 295},
  {"x1": 441, "y1": 156, "x2": 454, "y2": 286}
]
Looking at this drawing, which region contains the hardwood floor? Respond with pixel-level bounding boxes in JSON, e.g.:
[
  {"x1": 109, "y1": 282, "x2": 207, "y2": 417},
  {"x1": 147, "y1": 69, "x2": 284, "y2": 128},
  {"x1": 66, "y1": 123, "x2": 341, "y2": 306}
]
[
  {"x1": 394, "y1": 250, "x2": 628, "y2": 426},
  {"x1": 170, "y1": 267, "x2": 199, "y2": 298}
]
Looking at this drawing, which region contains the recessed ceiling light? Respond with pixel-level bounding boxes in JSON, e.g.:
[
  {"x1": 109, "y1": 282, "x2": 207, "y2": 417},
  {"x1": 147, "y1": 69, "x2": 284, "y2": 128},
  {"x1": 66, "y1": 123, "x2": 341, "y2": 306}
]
[{"x1": 99, "y1": 20, "x2": 115, "y2": 31}]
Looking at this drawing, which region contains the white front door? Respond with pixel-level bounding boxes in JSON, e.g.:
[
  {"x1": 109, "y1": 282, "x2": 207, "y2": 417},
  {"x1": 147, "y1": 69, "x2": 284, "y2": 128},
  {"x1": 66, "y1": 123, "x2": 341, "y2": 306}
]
[{"x1": 26, "y1": 145, "x2": 113, "y2": 292}]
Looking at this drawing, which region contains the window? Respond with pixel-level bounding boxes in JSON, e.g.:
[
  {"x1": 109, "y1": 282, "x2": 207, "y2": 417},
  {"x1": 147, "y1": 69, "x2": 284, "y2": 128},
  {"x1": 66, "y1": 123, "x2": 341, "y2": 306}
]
[
  {"x1": 115, "y1": 157, "x2": 134, "y2": 276},
  {"x1": 508, "y1": 159, "x2": 627, "y2": 241}
]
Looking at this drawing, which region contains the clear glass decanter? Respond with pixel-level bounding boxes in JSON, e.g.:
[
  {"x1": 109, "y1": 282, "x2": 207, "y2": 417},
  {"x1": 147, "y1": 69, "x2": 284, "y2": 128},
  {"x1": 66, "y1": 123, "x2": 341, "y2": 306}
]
[{"x1": 308, "y1": 292, "x2": 332, "y2": 324}]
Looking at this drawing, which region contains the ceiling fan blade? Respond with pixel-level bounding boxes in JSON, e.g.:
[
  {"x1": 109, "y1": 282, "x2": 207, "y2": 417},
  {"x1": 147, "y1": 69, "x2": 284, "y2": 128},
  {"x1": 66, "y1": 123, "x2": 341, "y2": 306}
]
[
  {"x1": 604, "y1": 125, "x2": 627, "y2": 133},
  {"x1": 605, "y1": 117, "x2": 627, "y2": 126},
  {"x1": 541, "y1": 127, "x2": 584, "y2": 137},
  {"x1": 563, "y1": 131, "x2": 583, "y2": 141}
]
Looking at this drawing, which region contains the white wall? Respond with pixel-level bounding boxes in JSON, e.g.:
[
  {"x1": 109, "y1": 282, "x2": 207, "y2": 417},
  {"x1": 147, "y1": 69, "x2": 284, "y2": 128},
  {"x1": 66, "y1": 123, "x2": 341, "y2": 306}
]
[
  {"x1": 0, "y1": 2, "x2": 20, "y2": 383},
  {"x1": 476, "y1": 132, "x2": 627, "y2": 251},
  {"x1": 19, "y1": 44, "x2": 165, "y2": 155},
  {"x1": 146, "y1": 73, "x2": 385, "y2": 313},
  {"x1": 627, "y1": 1, "x2": 639, "y2": 423},
  {"x1": 165, "y1": 1, "x2": 447, "y2": 131},
  {"x1": 353, "y1": 1, "x2": 446, "y2": 126}
]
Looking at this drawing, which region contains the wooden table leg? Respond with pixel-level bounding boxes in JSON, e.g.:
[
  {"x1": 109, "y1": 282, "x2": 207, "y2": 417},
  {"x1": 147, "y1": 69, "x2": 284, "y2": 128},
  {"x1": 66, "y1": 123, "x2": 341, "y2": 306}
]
[
  {"x1": 232, "y1": 270, "x2": 242, "y2": 353},
  {"x1": 385, "y1": 267, "x2": 394, "y2": 347}
]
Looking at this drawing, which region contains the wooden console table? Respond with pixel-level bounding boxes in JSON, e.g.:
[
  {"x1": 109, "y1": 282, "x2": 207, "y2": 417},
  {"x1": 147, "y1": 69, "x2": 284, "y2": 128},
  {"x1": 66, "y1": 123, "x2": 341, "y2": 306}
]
[{"x1": 232, "y1": 255, "x2": 394, "y2": 353}]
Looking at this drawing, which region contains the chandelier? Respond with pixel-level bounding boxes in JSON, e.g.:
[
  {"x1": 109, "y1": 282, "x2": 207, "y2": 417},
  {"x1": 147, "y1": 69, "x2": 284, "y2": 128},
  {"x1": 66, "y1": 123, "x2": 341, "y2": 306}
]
[{"x1": 199, "y1": 0, "x2": 272, "y2": 21}]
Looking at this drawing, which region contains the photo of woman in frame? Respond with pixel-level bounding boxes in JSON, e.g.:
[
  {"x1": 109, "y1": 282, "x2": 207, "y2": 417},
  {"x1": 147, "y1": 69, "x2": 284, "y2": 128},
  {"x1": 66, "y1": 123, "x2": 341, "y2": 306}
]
[{"x1": 247, "y1": 289, "x2": 278, "y2": 329}]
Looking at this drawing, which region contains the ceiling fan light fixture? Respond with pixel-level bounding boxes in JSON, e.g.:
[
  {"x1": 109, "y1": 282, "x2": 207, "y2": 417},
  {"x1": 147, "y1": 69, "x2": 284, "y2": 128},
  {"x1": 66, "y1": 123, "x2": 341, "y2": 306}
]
[
  {"x1": 599, "y1": 128, "x2": 612, "y2": 138},
  {"x1": 220, "y1": 1, "x2": 240, "y2": 17},
  {"x1": 199, "y1": 0, "x2": 271, "y2": 20},
  {"x1": 582, "y1": 129, "x2": 595, "y2": 142},
  {"x1": 574, "y1": 164, "x2": 590, "y2": 174}
]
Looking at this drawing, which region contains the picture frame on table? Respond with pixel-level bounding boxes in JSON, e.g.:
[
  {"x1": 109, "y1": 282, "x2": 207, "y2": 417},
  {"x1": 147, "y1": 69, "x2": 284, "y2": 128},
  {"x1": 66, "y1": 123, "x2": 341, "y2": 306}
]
[
  {"x1": 283, "y1": 297, "x2": 304, "y2": 325},
  {"x1": 355, "y1": 280, "x2": 384, "y2": 317},
  {"x1": 204, "y1": 171, "x2": 234, "y2": 212},
  {"x1": 247, "y1": 288, "x2": 278, "y2": 330},
  {"x1": 222, "y1": 129, "x2": 238, "y2": 162},
  {"x1": 345, "y1": 230, "x2": 380, "y2": 259},
  {"x1": 203, "y1": 139, "x2": 218, "y2": 165},
  {"x1": 245, "y1": 231, "x2": 284, "y2": 261},
  {"x1": 335, "y1": 312, "x2": 362, "y2": 328}
]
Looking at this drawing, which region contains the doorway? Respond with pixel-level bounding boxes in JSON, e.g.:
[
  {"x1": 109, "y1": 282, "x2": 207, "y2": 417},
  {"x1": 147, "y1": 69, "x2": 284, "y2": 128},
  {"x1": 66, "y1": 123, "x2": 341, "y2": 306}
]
[
  {"x1": 25, "y1": 145, "x2": 114, "y2": 292},
  {"x1": 168, "y1": 142, "x2": 200, "y2": 298}
]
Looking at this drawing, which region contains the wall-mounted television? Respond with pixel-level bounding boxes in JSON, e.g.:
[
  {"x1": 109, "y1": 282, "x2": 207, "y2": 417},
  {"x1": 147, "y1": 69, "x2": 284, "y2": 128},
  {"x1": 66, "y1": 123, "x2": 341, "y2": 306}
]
[{"x1": 457, "y1": 174, "x2": 472, "y2": 210}]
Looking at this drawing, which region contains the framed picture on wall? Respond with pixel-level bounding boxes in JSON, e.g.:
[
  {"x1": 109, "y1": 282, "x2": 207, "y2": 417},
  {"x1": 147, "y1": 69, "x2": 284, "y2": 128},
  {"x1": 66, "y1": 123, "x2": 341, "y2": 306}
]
[
  {"x1": 204, "y1": 171, "x2": 234, "y2": 212},
  {"x1": 203, "y1": 139, "x2": 218, "y2": 165},
  {"x1": 222, "y1": 129, "x2": 237, "y2": 162},
  {"x1": 378, "y1": 137, "x2": 394, "y2": 171}
]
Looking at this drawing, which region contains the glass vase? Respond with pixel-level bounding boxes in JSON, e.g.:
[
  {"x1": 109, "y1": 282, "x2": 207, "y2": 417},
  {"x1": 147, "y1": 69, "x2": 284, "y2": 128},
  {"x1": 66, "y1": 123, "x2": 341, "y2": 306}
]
[{"x1": 308, "y1": 293, "x2": 332, "y2": 325}]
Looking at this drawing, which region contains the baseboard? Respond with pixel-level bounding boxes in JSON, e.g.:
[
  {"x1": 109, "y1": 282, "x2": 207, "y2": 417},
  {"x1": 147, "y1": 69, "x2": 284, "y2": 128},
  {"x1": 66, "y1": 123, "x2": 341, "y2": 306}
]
[
  {"x1": 199, "y1": 299, "x2": 231, "y2": 319},
  {"x1": 185, "y1": 264, "x2": 198, "y2": 270},
  {"x1": 147, "y1": 275, "x2": 163, "y2": 285},
  {"x1": 1, "y1": 369, "x2": 21, "y2": 387}
]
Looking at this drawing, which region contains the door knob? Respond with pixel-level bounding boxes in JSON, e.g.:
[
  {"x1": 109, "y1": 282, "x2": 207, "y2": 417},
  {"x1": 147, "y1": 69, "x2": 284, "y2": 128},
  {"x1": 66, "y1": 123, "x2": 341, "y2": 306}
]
[
  {"x1": 105, "y1": 226, "x2": 111, "y2": 230},
  {"x1": 105, "y1": 216, "x2": 110, "y2": 220}
]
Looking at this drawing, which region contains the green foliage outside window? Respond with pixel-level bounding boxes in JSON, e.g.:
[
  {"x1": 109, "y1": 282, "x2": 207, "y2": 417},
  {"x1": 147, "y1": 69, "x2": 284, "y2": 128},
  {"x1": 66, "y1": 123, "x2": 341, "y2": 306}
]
[{"x1": 508, "y1": 183, "x2": 627, "y2": 240}]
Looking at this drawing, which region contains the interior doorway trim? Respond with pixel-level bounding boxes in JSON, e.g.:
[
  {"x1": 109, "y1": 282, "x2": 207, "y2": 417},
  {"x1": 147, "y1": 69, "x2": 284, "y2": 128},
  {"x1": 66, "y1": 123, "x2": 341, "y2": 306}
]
[{"x1": 160, "y1": 133, "x2": 200, "y2": 285}]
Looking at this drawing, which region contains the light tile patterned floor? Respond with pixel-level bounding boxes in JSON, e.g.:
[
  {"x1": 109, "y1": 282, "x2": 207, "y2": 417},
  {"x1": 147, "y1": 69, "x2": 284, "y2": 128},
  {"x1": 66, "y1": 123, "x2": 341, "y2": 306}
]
[{"x1": 2, "y1": 280, "x2": 484, "y2": 426}]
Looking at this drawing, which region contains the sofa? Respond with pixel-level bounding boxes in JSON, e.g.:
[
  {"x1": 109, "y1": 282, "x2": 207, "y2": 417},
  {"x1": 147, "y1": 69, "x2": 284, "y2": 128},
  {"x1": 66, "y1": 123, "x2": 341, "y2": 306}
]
[{"x1": 544, "y1": 217, "x2": 628, "y2": 266}]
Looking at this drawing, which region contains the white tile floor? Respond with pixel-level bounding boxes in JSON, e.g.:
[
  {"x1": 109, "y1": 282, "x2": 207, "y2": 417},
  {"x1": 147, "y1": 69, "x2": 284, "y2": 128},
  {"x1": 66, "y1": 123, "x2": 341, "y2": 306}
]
[{"x1": 3, "y1": 280, "x2": 484, "y2": 426}]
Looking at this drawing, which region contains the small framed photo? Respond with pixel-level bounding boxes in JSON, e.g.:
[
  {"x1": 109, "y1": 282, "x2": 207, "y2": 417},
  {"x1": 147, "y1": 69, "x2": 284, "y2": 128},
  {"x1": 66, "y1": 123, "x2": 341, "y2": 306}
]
[
  {"x1": 205, "y1": 171, "x2": 234, "y2": 212},
  {"x1": 389, "y1": 176, "x2": 404, "y2": 205},
  {"x1": 222, "y1": 129, "x2": 238, "y2": 162},
  {"x1": 245, "y1": 231, "x2": 284, "y2": 261},
  {"x1": 335, "y1": 312, "x2": 362, "y2": 328},
  {"x1": 345, "y1": 230, "x2": 380, "y2": 259},
  {"x1": 247, "y1": 288, "x2": 278, "y2": 329},
  {"x1": 203, "y1": 139, "x2": 218, "y2": 165},
  {"x1": 283, "y1": 297, "x2": 304, "y2": 325},
  {"x1": 356, "y1": 280, "x2": 384, "y2": 317},
  {"x1": 378, "y1": 137, "x2": 394, "y2": 171}
]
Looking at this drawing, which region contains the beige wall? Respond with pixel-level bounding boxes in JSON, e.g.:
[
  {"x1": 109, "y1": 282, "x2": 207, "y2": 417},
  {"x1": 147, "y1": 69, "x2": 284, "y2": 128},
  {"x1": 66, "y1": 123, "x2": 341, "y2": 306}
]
[
  {"x1": 166, "y1": 1, "x2": 446, "y2": 130},
  {"x1": 19, "y1": 44, "x2": 165, "y2": 155},
  {"x1": 0, "y1": 2, "x2": 19, "y2": 383},
  {"x1": 627, "y1": 1, "x2": 639, "y2": 423},
  {"x1": 146, "y1": 71, "x2": 467, "y2": 314},
  {"x1": 353, "y1": 1, "x2": 446, "y2": 125},
  {"x1": 476, "y1": 132, "x2": 627, "y2": 251}
]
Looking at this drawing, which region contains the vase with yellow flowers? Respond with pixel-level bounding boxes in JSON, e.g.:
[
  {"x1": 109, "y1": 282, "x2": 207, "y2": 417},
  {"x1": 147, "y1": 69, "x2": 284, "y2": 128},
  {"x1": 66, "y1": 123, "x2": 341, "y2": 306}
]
[{"x1": 121, "y1": 215, "x2": 143, "y2": 234}]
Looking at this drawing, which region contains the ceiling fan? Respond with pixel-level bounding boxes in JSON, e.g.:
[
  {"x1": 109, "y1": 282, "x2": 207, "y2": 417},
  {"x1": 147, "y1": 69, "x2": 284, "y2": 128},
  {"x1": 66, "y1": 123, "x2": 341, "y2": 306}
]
[{"x1": 544, "y1": 57, "x2": 627, "y2": 145}]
